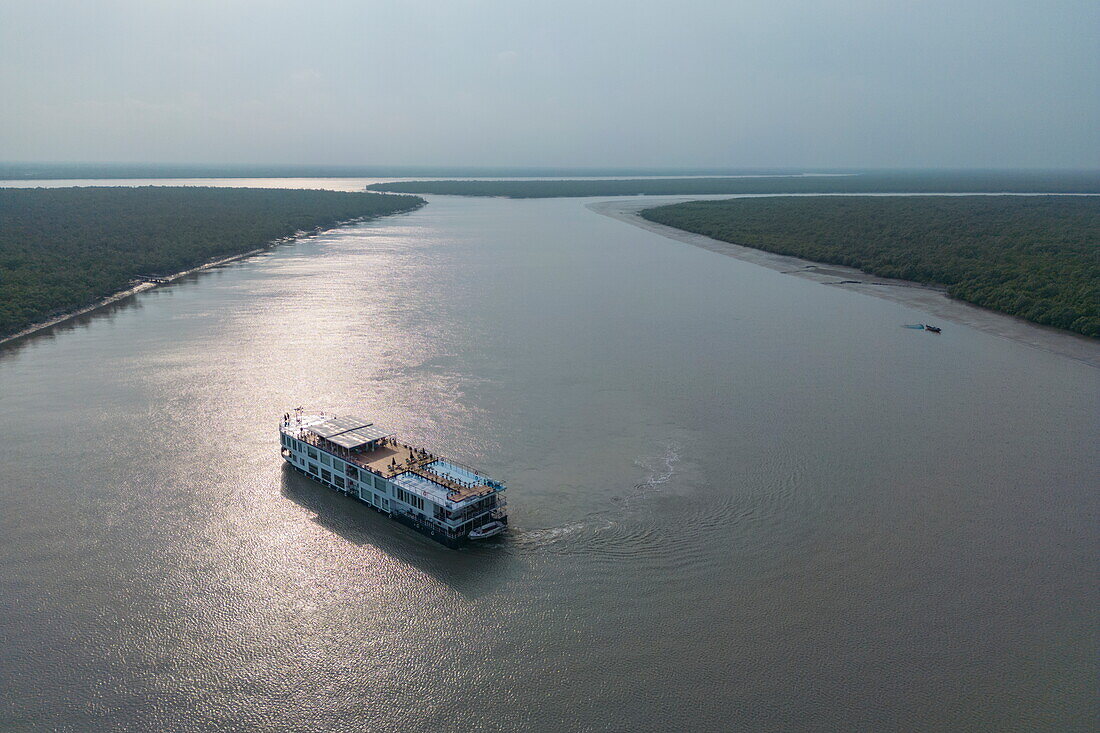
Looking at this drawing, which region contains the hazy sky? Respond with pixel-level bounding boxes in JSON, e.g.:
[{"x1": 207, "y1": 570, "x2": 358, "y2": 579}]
[{"x1": 1, "y1": 0, "x2": 1097, "y2": 169}]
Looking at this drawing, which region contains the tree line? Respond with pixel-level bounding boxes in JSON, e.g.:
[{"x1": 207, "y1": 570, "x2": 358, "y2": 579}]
[
  {"x1": 640, "y1": 196, "x2": 1099, "y2": 337},
  {"x1": 364, "y1": 171, "x2": 1100, "y2": 198},
  {"x1": 0, "y1": 186, "x2": 424, "y2": 338}
]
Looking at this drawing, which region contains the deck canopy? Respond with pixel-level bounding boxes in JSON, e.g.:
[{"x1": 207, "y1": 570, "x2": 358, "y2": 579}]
[
  {"x1": 329, "y1": 425, "x2": 392, "y2": 449},
  {"x1": 308, "y1": 415, "x2": 372, "y2": 438},
  {"x1": 306, "y1": 415, "x2": 392, "y2": 449}
]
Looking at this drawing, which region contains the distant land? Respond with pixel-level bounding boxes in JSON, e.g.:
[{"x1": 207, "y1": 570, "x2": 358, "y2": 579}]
[
  {"x1": 640, "y1": 196, "x2": 1100, "y2": 337},
  {"x1": 363, "y1": 170, "x2": 1100, "y2": 197},
  {"x1": 0, "y1": 162, "x2": 800, "y2": 180},
  {"x1": 0, "y1": 187, "x2": 423, "y2": 340}
]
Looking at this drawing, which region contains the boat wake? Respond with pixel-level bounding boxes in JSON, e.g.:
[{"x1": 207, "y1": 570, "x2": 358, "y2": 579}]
[
  {"x1": 511, "y1": 442, "x2": 715, "y2": 564},
  {"x1": 508, "y1": 446, "x2": 810, "y2": 574},
  {"x1": 633, "y1": 442, "x2": 679, "y2": 493},
  {"x1": 515, "y1": 518, "x2": 612, "y2": 544},
  {"x1": 609, "y1": 442, "x2": 681, "y2": 512},
  {"x1": 510, "y1": 443, "x2": 679, "y2": 552}
]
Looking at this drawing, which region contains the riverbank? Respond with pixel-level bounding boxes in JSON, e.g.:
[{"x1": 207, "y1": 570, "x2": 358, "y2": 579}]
[
  {"x1": 0, "y1": 213, "x2": 420, "y2": 349},
  {"x1": 0, "y1": 187, "x2": 424, "y2": 344},
  {"x1": 0, "y1": 249, "x2": 263, "y2": 347},
  {"x1": 590, "y1": 199, "x2": 1100, "y2": 368}
]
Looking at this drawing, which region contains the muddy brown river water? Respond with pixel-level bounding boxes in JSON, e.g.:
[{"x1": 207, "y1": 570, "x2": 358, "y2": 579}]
[{"x1": 1, "y1": 184, "x2": 1096, "y2": 731}]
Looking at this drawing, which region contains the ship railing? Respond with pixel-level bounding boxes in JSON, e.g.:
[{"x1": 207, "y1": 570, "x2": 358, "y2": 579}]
[
  {"x1": 296, "y1": 433, "x2": 388, "y2": 477},
  {"x1": 447, "y1": 499, "x2": 502, "y2": 524},
  {"x1": 395, "y1": 510, "x2": 465, "y2": 538},
  {"x1": 429, "y1": 455, "x2": 505, "y2": 486},
  {"x1": 430, "y1": 455, "x2": 484, "y2": 476}
]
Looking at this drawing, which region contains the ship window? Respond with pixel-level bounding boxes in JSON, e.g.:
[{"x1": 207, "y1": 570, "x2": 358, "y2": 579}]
[
  {"x1": 346, "y1": 466, "x2": 358, "y2": 480},
  {"x1": 321, "y1": 469, "x2": 332, "y2": 482},
  {"x1": 374, "y1": 476, "x2": 386, "y2": 492},
  {"x1": 335, "y1": 476, "x2": 345, "y2": 488},
  {"x1": 307, "y1": 447, "x2": 318, "y2": 460},
  {"x1": 320, "y1": 454, "x2": 331, "y2": 466},
  {"x1": 309, "y1": 463, "x2": 318, "y2": 475},
  {"x1": 395, "y1": 488, "x2": 424, "y2": 511}
]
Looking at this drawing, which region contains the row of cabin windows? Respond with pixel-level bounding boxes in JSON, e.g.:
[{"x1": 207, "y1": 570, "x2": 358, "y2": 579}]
[
  {"x1": 314, "y1": 467, "x2": 390, "y2": 498},
  {"x1": 361, "y1": 489, "x2": 389, "y2": 511},
  {"x1": 450, "y1": 495, "x2": 496, "y2": 523},
  {"x1": 296, "y1": 455, "x2": 393, "y2": 513},
  {"x1": 394, "y1": 487, "x2": 425, "y2": 511},
  {"x1": 349, "y1": 474, "x2": 389, "y2": 495},
  {"x1": 285, "y1": 444, "x2": 397, "y2": 514},
  {"x1": 289, "y1": 439, "x2": 390, "y2": 495},
  {"x1": 289, "y1": 440, "x2": 371, "y2": 482}
]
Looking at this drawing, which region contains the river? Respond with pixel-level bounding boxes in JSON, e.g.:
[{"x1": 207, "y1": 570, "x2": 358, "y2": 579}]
[{"x1": 1, "y1": 184, "x2": 1096, "y2": 731}]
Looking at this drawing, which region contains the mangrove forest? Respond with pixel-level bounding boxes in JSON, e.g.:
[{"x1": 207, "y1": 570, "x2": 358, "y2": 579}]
[
  {"x1": 363, "y1": 170, "x2": 1100, "y2": 198},
  {"x1": 640, "y1": 196, "x2": 1099, "y2": 337},
  {"x1": 0, "y1": 186, "x2": 423, "y2": 338}
]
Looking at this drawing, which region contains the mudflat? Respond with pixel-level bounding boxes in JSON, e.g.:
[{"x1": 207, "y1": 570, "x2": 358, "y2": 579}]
[{"x1": 590, "y1": 198, "x2": 1100, "y2": 368}]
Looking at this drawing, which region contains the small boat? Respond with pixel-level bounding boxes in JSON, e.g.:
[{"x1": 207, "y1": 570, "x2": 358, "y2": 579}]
[
  {"x1": 924, "y1": 324, "x2": 942, "y2": 333},
  {"x1": 469, "y1": 521, "x2": 506, "y2": 540}
]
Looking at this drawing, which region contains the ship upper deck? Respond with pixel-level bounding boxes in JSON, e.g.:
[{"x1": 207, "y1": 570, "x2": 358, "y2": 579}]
[{"x1": 283, "y1": 412, "x2": 503, "y2": 506}]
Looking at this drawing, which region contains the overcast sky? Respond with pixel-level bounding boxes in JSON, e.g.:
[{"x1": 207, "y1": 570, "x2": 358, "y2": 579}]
[{"x1": 1, "y1": 0, "x2": 1097, "y2": 169}]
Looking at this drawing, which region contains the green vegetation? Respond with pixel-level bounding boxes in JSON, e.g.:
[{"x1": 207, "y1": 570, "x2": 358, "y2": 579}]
[
  {"x1": 364, "y1": 171, "x2": 1100, "y2": 198},
  {"x1": 640, "y1": 196, "x2": 1100, "y2": 337},
  {"x1": 0, "y1": 186, "x2": 423, "y2": 338}
]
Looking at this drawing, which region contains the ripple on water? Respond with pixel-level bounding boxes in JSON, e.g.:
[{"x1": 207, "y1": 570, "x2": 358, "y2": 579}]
[{"x1": 505, "y1": 439, "x2": 822, "y2": 580}]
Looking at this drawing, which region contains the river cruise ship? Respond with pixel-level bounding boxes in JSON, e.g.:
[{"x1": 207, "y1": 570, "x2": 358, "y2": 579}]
[{"x1": 280, "y1": 410, "x2": 507, "y2": 547}]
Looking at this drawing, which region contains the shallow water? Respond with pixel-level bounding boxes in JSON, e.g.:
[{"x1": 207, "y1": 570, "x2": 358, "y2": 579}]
[{"x1": 1, "y1": 190, "x2": 1097, "y2": 731}]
